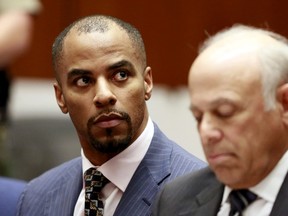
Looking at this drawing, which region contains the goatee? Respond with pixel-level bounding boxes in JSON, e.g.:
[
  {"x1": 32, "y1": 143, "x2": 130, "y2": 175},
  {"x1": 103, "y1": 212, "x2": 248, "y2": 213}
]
[{"x1": 87, "y1": 109, "x2": 133, "y2": 153}]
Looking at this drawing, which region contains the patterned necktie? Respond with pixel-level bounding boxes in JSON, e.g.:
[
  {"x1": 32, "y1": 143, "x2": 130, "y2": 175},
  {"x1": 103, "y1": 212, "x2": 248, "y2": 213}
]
[
  {"x1": 84, "y1": 168, "x2": 109, "y2": 216},
  {"x1": 228, "y1": 189, "x2": 257, "y2": 216}
]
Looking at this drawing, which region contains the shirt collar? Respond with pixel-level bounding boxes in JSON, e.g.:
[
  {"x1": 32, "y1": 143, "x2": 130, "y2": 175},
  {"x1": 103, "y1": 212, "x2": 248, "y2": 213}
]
[
  {"x1": 222, "y1": 150, "x2": 288, "y2": 204},
  {"x1": 81, "y1": 117, "x2": 154, "y2": 192},
  {"x1": 250, "y1": 150, "x2": 288, "y2": 202}
]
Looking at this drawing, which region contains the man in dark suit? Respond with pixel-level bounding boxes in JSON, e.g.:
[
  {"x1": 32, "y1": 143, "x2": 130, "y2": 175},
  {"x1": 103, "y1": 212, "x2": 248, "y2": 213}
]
[
  {"x1": 16, "y1": 15, "x2": 205, "y2": 216},
  {"x1": 0, "y1": 177, "x2": 26, "y2": 216},
  {"x1": 153, "y1": 24, "x2": 288, "y2": 216}
]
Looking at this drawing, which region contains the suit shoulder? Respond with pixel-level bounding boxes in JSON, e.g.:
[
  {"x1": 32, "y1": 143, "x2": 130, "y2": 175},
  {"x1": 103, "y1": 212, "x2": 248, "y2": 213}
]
[
  {"x1": 17, "y1": 158, "x2": 82, "y2": 215},
  {"x1": 27, "y1": 157, "x2": 81, "y2": 191},
  {"x1": 161, "y1": 167, "x2": 220, "y2": 202},
  {"x1": 0, "y1": 177, "x2": 26, "y2": 193},
  {"x1": 154, "y1": 123, "x2": 206, "y2": 165},
  {"x1": 168, "y1": 167, "x2": 217, "y2": 189},
  {"x1": 152, "y1": 123, "x2": 206, "y2": 177},
  {"x1": 153, "y1": 168, "x2": 222, "y2": 216},
  {"x1": 0, "y1": 177, "x2": 26, "y2": 215},
  {"x1": 170, "y1": 142, "x2": 206, "y2": 167}
]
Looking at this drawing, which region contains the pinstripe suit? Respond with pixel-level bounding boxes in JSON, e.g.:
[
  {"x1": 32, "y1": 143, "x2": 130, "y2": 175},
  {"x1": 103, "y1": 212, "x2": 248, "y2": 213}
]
[{"x1": 16, "y1": 123, "x2": 206, "y2": 216}]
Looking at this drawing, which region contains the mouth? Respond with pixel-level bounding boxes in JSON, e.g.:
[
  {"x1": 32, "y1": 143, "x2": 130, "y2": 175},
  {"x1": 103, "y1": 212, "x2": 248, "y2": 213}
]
[
  {"x1": 207, "y1": 152, "x2": 234, "y2": 166},
  {"x1": 93, "y1": 112, "x2": 124, "y2": 129}
]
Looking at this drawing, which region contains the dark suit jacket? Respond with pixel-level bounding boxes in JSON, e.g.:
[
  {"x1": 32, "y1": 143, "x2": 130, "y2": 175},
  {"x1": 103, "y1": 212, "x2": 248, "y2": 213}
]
[
  {"x1": 152, "y1": 167, "x2": 288, "y2": 216},
  {"x1": 16, "y1": 123, "x2": 206, "y2": 216},
  {"x1": 0, "y1": 177, "x2": 26, "y2": 216}
]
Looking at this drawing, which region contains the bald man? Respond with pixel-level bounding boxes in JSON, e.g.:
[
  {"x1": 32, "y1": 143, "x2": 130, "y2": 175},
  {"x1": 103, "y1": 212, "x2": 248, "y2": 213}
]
[{"x1": 153, "y1": 24, "x2": 288, "y2": 216}]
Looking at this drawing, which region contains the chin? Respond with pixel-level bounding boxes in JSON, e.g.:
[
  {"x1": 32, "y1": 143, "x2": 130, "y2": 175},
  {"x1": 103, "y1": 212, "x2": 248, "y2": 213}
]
[{"x1": 216, "y1": 171, "x2": 247, "y2": 189}]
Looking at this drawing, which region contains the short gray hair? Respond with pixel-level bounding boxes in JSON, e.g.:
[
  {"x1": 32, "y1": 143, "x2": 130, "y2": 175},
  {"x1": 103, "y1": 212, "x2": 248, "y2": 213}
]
[{"x1": 199, "y1": 24, "x2": 288, "y2": 110}]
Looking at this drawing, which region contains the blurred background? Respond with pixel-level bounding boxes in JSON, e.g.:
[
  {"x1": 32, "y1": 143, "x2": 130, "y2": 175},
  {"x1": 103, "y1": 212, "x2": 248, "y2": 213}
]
[{"x1": 2, "y1": 0, "x2": 288, "y2": 180}]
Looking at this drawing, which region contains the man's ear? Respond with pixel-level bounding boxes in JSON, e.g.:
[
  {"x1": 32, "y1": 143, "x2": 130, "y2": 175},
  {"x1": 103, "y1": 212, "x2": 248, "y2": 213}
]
[
  {"x1": 277, "y1": 83, "x2": 288, "y2": 124},
  {"x1": 53, "y1": 82, "x2": 68, "y2": 114},
  {"x1": 143, "y1": 66, "x2": 153, "y2": 101}
]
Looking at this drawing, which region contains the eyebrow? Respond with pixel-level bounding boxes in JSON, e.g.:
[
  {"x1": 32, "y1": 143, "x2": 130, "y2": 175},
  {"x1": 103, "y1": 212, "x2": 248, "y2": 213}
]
[
  {"x1": 66, "y1": 60, "x2": 135, "y2": 81},
  {"x1": 67, "y1": 69, "x2": 91, "y2": 80},
  {"x1": 107, "y1": 60, "x2": 135, "y2": 71},
  {"x1": 189, "y1": 104, "x2": 200, "y2": 114},
  {"x1": 189, "y1": 98, "x2": 235, "y2": 111},
  {"x1": 211, "y1": 98, "x2": 234, "y2": 106}
]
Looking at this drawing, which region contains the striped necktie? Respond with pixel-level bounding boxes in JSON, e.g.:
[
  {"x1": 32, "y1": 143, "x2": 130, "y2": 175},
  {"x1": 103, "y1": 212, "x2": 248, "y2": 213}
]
[{"x1": 228, "y1": 189, "x2": 257, "y2": 216}]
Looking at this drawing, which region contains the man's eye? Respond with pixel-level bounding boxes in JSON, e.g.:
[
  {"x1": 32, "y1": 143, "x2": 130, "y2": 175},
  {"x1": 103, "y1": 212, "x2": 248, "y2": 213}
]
[
  {"x1": 76, "y1": 77, "x2": 91, "y2": 86},
  {"x1": 194, "y1": 115, "x2": 202, "y2": 123},
  {"x1": 114, "y1": 71, "x2": 128, "y2": 81},
  {"x1": 216, "y1": 105, "x2": 235, "y2": 118},
  {"x1": 192, "y1": 112, "x2": 202, "y2": 124}
]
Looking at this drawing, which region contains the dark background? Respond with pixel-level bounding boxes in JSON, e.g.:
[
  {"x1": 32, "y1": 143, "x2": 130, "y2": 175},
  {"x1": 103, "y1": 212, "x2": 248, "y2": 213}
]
[{"x1": 10, "y1": 0, "x2": 288, "y2": 86}]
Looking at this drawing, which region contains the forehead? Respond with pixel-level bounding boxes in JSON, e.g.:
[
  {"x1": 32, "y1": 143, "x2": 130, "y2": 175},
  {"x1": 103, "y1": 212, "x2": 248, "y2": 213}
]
[
  {"x1": 64, "y1": 26, "x2": 134, "y2": 53},
  {"x1": 189, "y1": 45, "x2": 262, "y2": 109},
  {"x1": 57, "y1": 26, "x2": 140, "y2": 71}
]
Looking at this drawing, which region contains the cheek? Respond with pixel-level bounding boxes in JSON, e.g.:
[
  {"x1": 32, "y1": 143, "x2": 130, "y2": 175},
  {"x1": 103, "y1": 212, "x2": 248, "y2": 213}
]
[
  {"x1": 120, "y1": 85, "x2": 146, "y2": 107},
  {"x1": 64, "y1": 95, "x2": 93, "y2": 122},
  {"x1": 122, "y1": 87, "x2": 147, "y2": 119},
  {"x1": 64, "y1": 90, "x2": 93, "y2": 110},
  {"x1": 225, "y1": 114, "x2": 269, "y2": 169},
  {"x1": 227, "y1": 110, "x2": 262, "y2": 143},
  {"x1": 126, "y1": 92, "x2": 146, "y2": 117},
  {"x1": 66, "y1": 98, "x2": 84, "y2": 114}
]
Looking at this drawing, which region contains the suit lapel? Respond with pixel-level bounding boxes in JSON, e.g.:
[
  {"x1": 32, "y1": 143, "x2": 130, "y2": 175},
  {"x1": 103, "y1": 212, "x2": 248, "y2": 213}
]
[
  {"x1": 114, "y1": 123, "x2": 172, "y2": 216},
  {"x1": 191, "y1": 184, "x2": 224, "y2": 216},
  {"x1": 179, "y1": 178, "x2": 224, "y2": 216},
  {"x1": 270, "y1": 171, "x2": 288, "y2": 216}
]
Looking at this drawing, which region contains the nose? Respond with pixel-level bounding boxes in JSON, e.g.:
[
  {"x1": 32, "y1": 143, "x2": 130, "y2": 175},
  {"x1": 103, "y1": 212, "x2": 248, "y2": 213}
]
[
  {"x1": 199, "y1": 114, "x2": 222, "y2": 145},
  {"x1": 93, "y1": 78, "x2": 117, "y2": 108}
]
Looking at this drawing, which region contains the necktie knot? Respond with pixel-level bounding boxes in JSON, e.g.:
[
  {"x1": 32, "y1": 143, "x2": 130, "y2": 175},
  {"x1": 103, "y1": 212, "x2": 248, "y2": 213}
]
[
  {"x1": 228, "y1": 189, "x2": 257, "y2": 216},
  {"x1": 84, "y1": 168, "x2": 109, "y2": 193},
  {"x1": 84, "y1": 168, "x2": 109, "y2": 216}
]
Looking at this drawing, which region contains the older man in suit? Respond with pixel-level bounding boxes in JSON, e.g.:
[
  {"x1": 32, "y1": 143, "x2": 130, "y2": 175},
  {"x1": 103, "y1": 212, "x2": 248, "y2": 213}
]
[
  {"x1": 16, "y1": 15, "x2": 205, "y2": 216},
  {"x1": 153, "y1": 24, "x2": 288, "y2": 216}
]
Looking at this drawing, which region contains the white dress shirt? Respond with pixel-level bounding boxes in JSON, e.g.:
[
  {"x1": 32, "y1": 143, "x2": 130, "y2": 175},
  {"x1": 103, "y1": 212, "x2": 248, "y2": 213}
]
[
  {"x1": 74, "y1": 117, "x2": 154, "y2": 216},
  {"x1": 217, "y1": 150, "x2": 288, "y2": 216}
]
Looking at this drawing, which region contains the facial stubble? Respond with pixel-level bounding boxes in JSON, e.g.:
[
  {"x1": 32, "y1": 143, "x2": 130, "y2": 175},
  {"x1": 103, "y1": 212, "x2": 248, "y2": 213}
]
[{"x1": 87, "y1": 111, "x2": 133, "y2": 154}]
